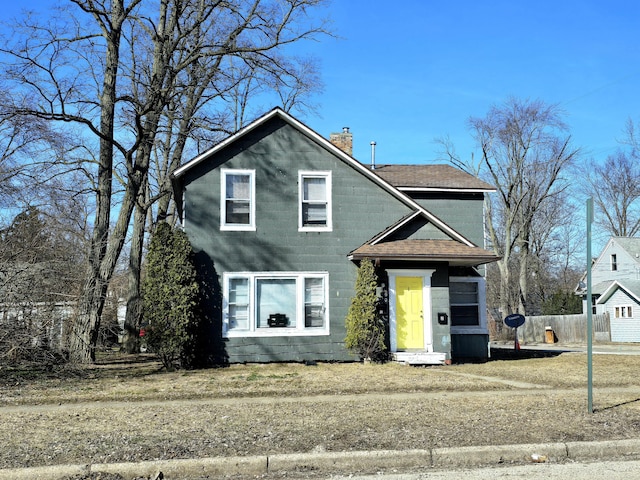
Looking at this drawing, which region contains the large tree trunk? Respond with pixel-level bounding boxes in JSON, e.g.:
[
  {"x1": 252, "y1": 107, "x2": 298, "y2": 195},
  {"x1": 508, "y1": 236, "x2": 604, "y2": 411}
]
[
  {"x1": 518, "y1": 247, "x2": 528, "y2": 315},
  {"x1": 68, "y1": 1, "x2": 124, "y2": 364},
  {"x1": 498, "y1": 262, "x2": 511, "y2": 318},
  {"x1": 70, "y1": 0, "x2": 171, "y2": 362},
  {"x1": 68, "y1": 275, "x2": 109, "y2": 363},
  {"x1": 69, "y1": 180, "x2": 139, "y2": 361},
  {"x1": 122, "y1": 182, "x2": 148, "y2": 353}
]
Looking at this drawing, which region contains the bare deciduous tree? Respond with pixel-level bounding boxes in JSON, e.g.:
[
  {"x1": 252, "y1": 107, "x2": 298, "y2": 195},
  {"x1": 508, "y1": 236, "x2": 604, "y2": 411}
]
[
  {"x1": 582, "y1": 141, "x2": 640, "y2": 238},
  {"x1": 119, "y1": 3, "x2": 328, "y2": 354},
  {"x1": 444, "y1": 97, "x2": 580, "y2": 316},
  {"x1": 0, "y1": 201, "x2": 86, "y2": 364},
  {"x1": 1, "y1": 0, "x2": 331, "y2": 363}
]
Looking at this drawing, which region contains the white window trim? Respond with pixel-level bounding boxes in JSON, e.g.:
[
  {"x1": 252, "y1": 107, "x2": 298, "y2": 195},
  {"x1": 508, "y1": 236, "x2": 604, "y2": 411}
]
[
  {"x1": 298, "y1": 170, "x2": 332, "y2": 232},
  {"x1": 387, "y1": 269, "x2": 435, "y2": 353},
  {"x1": 220, "y1": 168, "x2": 256, "y2": 231},
  {"x1": 222, "y1": 271, "x2": 330, "y2": 338},
  {"x1": 450, "y1": 276, "x2": 488, "y2": 336},
  {"x1": 614, "y1": 305, "x2": 634, "y2": 318}
]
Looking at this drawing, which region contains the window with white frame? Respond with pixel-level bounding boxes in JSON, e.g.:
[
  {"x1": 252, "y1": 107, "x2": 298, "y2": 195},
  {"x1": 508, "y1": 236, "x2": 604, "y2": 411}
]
[
  {"x1": 615, "y1": 305, "x2": 633, "y2": 318},
  {"x1": 299, "y1": 171, "x2": 331, "y2": 231},
  {"x1": 221, "y1": 169, "x2": 255, "y2": 230},
  {"x1": 223, "y1": 272, "x2": 329, "y2": 337},
  {"x1": 450, "y1": 278, "x2": 485, "y2": 327},
  {"x1": 611, "y1": 254, "x2": 618, "y2": 271}
]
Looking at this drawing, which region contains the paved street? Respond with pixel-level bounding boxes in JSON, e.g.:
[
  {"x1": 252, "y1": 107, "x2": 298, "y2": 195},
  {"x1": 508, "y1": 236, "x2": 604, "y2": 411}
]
[{"x1": 329, "y1": 459, "x2": 640, "y2": 480}]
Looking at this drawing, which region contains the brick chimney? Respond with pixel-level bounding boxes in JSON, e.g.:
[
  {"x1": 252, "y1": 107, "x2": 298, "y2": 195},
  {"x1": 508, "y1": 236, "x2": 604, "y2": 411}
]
[{"x1": 329, "y1": 127, "x2": 353, "y2": 156}]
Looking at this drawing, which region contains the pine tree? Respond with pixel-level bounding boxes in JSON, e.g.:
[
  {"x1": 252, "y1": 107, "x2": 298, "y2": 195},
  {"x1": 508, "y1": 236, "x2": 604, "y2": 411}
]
[
  {"x1": 345, "y1": 259, "x2": 387, "y2": 362},
  {"x1": 141, "y1": 222, "x2": 201, "y2": 369}
]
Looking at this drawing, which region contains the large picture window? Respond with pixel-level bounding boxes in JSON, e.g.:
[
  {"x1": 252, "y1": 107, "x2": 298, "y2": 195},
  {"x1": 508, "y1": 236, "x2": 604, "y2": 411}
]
[
  {"x1": 223, "y1": 272, "x2": 329, "y2": 337},
  {"x1": 299, "y1": 171, "x2": 332, "y2": 231},
  {"x1": 221, "y1": 169, "x2": 255, "y2": 230}
]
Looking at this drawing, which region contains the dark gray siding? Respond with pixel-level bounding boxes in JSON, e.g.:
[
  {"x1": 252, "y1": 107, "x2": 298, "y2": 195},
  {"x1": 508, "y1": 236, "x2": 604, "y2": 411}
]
[
  {"x1": 387, "y1": 218, "x2": 454, "y2": 241},
  {"x1": 411, "y1": 193, "x2": 485, "y2": 246},
  {"x1": 431, "y1": 285, "x2": 452, "y2": 356},
  {"x1": 451, "y1": 334, "x2": 490, "y2": 361},
  {"x1": 182, "y1": 118, "x2": 415, "y2": 363}
]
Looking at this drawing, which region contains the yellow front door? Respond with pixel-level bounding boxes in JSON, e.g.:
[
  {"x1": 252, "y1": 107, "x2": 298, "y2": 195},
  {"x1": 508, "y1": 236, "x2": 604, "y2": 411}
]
[{"x1": 396, "y1": 276, "x2": 424, "y2": 349}]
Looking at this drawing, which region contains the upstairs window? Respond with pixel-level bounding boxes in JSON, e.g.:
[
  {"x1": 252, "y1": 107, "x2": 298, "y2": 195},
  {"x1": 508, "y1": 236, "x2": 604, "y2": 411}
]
[
  {"x1": 299, "y1": 171, "x2": 332, "y2": 231},
  {"x1": 221, "y1": 169, "x2": 255, "y2": 230},
  {"x1": 611, "y1": 254, "x2": 617, "y2": 271}
]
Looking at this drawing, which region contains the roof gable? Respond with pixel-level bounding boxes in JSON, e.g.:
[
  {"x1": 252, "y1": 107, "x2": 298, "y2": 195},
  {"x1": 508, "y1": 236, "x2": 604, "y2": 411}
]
[
  {"x1": 588, "y1": 237, "x2": 640, "y2": 286},
  {"x1": 611, "y1": 237, "x2": 640, "y2": 258},
  {"x1": 172, "y1": 107, "x2": 482, "y2": 247},
  {"x1": 348, "y1": 211, "x2": 499, "y2": 266},
  {"x1": 597, "y1": 279, "x2": 640, "y2": 305},
  {"x1": 595, "y1": 237, "x2": 640, "y2": 265}
]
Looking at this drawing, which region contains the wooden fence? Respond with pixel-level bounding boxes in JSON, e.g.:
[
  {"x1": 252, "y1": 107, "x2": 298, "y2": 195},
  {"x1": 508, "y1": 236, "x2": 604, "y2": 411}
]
[{"x1": 493, "y1": 313, "x2": 611, "y2": 344}]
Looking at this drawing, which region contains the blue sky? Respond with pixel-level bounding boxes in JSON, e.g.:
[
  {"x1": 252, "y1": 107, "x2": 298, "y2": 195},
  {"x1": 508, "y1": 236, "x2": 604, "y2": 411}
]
[
  {"x1": 2, "y1": 0, "x2": 639, "y2": 166},
  {"x1": 302, "y1": 0, "x2": 640, "y2": 165}
]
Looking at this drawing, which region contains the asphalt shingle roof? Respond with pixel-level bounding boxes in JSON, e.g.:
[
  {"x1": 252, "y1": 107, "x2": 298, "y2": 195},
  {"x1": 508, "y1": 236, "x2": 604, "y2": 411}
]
[
  {"x1": 613, "y1": 237, "x2": 640, "y2": 259},
  {"x1": 369, "y1": 164, "x2": 495, "y2": 191},
  {"x1": 349, "y1": 239, "x2": 500, "y2": 266}
]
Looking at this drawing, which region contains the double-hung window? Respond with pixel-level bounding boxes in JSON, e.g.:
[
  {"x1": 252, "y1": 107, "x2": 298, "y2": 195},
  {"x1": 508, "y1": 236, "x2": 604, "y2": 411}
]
[
  {"x1": 221, "y1": 169, "x2": 255, "y2": 230},
  {"x1": 299, "y1": 171, "x2": 332, "y2": 231},
  {"x1": 450, "y1": 277, "x2": 487, "y2": 334},
  {"x1": 615, "y1": 305, "x2": 633, "y2": 318},
  {"x1": 223, "y1": 272, "x2": 329, "y2": 337}
]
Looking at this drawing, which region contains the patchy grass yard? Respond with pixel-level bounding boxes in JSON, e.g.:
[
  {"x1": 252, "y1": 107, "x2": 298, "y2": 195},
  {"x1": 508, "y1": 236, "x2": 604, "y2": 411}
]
[{"x1": 1, "y1": 351, "x2": 640, "y2": 471}]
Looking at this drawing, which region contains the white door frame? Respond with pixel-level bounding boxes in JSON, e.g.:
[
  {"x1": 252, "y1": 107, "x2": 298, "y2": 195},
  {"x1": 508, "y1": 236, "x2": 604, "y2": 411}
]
[{"x1": 387, "y1": 269, "x2": 436, "y2": 352}]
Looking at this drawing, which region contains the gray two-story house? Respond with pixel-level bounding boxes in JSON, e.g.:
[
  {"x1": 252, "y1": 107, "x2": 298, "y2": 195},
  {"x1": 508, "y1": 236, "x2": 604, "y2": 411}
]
[{"x1": 171, "y1": 108, "x2": 498, "y2": 364}]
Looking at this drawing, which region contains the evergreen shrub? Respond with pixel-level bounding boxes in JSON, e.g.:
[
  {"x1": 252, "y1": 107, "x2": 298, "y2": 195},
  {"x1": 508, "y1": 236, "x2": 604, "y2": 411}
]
[
  {"x1": 141, "y1": 222, "x2": 200, "y2": 369},
  {"x1": 345, "y1": 258, "x2": 388, "y2": 362}
]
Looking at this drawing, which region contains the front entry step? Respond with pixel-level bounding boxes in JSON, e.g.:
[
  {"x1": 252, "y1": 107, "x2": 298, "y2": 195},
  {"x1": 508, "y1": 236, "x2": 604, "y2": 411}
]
[{"x1": 393, "y1": 351, "x2": 448, "y2": 365}]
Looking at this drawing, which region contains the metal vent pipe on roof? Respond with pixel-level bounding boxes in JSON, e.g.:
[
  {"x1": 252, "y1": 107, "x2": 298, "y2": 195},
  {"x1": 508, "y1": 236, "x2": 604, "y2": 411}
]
[{"x1": 370, "y1": 141, "x2": 376, "y2": 170}]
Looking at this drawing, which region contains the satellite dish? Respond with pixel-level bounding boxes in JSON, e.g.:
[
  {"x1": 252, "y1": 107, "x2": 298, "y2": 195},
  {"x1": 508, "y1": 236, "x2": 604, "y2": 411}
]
[{"x1": 504, "y1": 313, "x2": 525, "y2": 328}]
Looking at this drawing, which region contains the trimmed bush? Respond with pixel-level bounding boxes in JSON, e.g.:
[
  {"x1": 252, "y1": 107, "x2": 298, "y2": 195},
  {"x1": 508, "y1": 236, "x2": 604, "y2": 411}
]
[
  {"x1": 141, "y1": 222, "x2": 200, "y2": 369},
  {"x1": 345, "y1": 259, "x2": 387, "y2": 362}
]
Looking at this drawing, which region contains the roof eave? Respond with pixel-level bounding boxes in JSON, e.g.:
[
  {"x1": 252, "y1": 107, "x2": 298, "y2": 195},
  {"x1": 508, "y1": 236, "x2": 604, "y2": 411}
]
[
  {"x1": 397, "y1": 187, "x2": 496, "y2": 194},
  {"x1": 597, "y1": 280, "x2": 640, "y2": 305},
  {"x1": 347, "y1": 253, "x2": 500, "y2": 266}
]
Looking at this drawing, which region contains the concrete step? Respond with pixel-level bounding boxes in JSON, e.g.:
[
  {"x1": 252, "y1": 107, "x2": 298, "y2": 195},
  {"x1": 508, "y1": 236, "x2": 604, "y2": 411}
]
[{"x1": 393, "y1": 351, "x2": 448, "y2": 365}]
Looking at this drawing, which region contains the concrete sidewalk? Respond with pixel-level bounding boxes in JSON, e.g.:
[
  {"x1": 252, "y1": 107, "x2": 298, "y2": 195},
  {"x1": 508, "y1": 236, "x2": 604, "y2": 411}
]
[
  {"x1": 491, "y1": 341, "x2": 640, "y2": 356},
  {"x1": 2, "y1": 439, "x2": 640, "y2": 480}
]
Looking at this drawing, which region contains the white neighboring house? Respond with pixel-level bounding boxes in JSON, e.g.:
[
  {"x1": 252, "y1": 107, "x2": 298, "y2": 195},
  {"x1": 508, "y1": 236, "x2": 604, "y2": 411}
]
[
  {"x1": 578, "y1": 237, "x2": 640, "y2": 342},
  {"x1": 0, "y1": 302, "x2": 74, "y2": 349}
]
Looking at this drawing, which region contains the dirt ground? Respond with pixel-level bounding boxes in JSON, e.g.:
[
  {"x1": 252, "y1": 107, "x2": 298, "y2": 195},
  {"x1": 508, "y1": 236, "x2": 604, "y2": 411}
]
[{"x1": 2, "y1": 349, "x2": 640, "y2": 478}]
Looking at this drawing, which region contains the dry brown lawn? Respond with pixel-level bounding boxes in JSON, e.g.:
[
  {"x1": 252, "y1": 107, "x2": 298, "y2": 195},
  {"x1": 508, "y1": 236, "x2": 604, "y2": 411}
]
[{"x1": 2, "y1": 351, "x2": 640, "y2": 472}]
